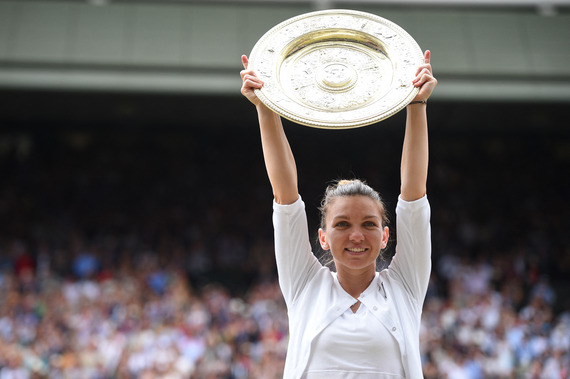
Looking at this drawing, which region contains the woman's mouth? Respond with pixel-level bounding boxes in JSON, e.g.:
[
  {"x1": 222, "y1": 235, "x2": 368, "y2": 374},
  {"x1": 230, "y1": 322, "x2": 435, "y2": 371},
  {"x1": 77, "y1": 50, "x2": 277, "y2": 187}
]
[{"x1": 346, "y1": 247, "x2": 367, "y2": 254}]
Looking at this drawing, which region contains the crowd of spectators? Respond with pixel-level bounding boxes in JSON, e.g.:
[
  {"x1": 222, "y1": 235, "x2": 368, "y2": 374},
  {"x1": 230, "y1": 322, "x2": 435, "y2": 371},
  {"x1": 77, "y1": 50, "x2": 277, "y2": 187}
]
[{"x1": 1, "y1": 110, "x2": 569, "y2": 378}]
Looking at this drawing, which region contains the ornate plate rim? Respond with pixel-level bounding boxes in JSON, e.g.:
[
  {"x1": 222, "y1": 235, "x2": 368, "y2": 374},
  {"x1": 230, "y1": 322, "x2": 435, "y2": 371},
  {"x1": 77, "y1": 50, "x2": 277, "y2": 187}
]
[{"x1": 248, "y1": 9, "x2": 423, "y2": 129}]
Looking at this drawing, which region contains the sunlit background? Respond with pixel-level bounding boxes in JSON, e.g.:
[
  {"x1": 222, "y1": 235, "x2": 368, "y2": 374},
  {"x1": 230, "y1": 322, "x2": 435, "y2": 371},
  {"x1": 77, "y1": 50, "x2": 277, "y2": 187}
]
[{"x1": 1, "y1": 0, "x2": 569, "y2": 378}]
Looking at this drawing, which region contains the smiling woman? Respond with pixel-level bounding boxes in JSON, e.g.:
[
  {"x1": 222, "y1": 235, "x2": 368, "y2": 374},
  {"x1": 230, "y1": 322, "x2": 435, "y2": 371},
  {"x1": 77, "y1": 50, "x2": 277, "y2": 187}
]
[
  {"x1": 318, "y1": 188, "x2": 390, "y2": 314},
  {"x1": 317, "y1": 181, "x2": 389, "y2": 277},
  {"x1": 240, "y1": 48, "x2": 437, "y2": 378}
]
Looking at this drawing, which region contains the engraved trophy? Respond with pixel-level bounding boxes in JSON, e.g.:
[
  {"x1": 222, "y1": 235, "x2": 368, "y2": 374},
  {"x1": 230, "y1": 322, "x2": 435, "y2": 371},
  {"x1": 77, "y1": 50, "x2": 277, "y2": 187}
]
[{"x1": 248, "y1": 9, "x2": 424, "y2": 129}]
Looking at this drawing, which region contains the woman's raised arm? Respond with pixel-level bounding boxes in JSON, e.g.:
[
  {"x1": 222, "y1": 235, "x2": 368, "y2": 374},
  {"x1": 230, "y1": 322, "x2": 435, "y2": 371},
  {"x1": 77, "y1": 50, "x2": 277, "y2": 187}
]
[
  {"x1": 400, "y1": 50, "x2": 437, "y2": 201},
  {"x1": 240, "y1": 55, "x2": 299, "y2": 205}
]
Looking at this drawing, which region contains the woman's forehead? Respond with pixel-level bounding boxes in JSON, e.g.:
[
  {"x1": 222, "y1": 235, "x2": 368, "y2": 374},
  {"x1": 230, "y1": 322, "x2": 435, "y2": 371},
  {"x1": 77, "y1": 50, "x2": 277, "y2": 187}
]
[{"x1": 327, "y1": 195, "x2": 381, "y2": 216}]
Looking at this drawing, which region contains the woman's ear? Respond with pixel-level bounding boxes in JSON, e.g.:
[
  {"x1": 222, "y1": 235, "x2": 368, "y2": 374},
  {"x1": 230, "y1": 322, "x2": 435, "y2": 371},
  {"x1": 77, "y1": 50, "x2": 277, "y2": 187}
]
[
  {"x1": 318, "y1": 228, "x2": 330, "y2": 250},
  {"x1": 381, "y1": 226, "x2": 389, "y2": 249}
]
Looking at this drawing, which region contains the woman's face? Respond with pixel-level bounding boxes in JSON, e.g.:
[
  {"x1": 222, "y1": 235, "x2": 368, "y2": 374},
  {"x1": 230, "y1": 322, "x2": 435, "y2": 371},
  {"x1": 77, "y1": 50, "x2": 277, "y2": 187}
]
[{"x1": 318, "y1": 195, "x2": 389, "y2": 274}]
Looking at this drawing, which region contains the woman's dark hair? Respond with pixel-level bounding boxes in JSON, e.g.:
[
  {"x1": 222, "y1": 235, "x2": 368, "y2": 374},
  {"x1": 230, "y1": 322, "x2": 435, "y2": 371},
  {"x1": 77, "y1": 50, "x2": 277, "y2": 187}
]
[{"x1": 318, "y1": 179, "x2": 389, "y2": 230}]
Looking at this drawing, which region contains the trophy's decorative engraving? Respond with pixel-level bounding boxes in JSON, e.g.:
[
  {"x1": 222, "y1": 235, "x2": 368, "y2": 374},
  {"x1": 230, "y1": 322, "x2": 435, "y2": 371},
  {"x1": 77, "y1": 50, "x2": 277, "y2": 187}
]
[{"x1": 249, "y1": 10, "x2": 423, "y2": 129}]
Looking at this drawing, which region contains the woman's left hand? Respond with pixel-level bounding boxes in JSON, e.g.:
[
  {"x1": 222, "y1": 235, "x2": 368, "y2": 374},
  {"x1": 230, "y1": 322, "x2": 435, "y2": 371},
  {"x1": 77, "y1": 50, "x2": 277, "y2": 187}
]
[{"x1": 412, "y1": 50, "x2": 437, "y2": 102}]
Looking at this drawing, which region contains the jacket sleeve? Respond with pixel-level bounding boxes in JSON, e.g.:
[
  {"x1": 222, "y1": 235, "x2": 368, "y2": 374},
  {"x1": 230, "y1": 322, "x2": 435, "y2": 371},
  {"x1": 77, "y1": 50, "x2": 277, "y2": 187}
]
[
  {"x1": 273, "y1": 196, "x2": 322, "y2": 307},
  {"x1": 389, "y1": 195, "x2": 432, "y2": 304}
]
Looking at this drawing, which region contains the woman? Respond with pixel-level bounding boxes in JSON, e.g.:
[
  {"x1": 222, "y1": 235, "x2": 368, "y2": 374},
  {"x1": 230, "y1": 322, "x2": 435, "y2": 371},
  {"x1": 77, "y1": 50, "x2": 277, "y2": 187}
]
[{"x1": 240, "y1": 50, "x2": 437, "y2": 378}]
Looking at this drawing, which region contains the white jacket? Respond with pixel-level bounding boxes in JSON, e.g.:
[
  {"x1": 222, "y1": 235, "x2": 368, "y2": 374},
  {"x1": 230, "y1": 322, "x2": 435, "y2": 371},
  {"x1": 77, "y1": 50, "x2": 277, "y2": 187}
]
[{"x1": 273, "y1": 195, "x2": 431, "y2": 379}]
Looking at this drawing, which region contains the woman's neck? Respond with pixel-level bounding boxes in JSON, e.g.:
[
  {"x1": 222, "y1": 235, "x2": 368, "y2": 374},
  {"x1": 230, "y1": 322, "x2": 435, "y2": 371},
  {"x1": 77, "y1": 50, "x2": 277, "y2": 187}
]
[{"x1": 336, "y1": 268, "x2": 376, "y2": 299}]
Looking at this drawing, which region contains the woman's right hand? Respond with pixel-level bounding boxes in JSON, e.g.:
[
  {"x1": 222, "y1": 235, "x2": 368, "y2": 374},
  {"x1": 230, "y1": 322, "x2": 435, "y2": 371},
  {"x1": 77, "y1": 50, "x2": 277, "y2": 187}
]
[{"x1": 240, "y1": 55, "x2": 264, "y2": 107}]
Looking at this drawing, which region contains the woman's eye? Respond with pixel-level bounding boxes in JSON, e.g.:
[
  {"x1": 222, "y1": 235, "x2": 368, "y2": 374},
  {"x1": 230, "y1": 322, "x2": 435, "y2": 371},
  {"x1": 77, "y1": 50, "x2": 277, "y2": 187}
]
[
  {"x1": 364, "y1": 221, "x2": 377, "y2": 227},
  {"x1": 335, "y1": 221, "x2": 348, "y2": 228}
]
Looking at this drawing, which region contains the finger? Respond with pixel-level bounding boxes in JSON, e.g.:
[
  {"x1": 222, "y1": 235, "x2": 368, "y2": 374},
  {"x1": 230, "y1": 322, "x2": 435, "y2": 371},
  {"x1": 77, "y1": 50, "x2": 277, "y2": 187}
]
[
  {"x1": 413, "y1": 72, "x2": 435, "y2": 87},
  {"x1": 242, "y1": 72, "x2": 262, "y2": 84},
  {"x1": 242, "y1": 76, "x2": 264, "y2": 89},
  {"x1": 241, "y1": 55, "x2": 249, "y2": 70},
  {"x1": 240, "y1": 69, "x2": 256, "y2": 80},
  {"x1": 417, "y1": 67, "x2": 431, "y2": 77},
  {"x1": 243, "y1": 80, "x2": 262, "y2": 90},
  {"x1": 413, "y1": 74, "x2": 426, "y2": 87},
  {"x1": 415, "y1": 63, "x2": 432, "y2": 77},
  {"x1": 413, "y1": 68, "x2": 431, "y2": 83},
  {"x1": 423, "y1": 50, "x2": 431, "y2": 65},
  {"x1": 240, "y1": 69, "x2": 251, "y2": 80}
]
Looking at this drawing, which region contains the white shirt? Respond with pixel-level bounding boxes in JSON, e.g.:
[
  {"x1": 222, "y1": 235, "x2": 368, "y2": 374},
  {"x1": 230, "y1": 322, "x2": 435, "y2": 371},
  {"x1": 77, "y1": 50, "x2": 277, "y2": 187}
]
[
  {"x1": 273, "y1": 195, "x2": 431, "y2": 379},
  {"x1": 304, "y1": 274, "x2": 404, "y2": 379}
]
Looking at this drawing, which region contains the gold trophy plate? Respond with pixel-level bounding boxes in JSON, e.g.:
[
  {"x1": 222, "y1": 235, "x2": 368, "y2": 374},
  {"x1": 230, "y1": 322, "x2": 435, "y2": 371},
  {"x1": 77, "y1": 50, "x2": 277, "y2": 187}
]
[{"x1": 249, "y1": 9, "x2": 423, "y2": 129}]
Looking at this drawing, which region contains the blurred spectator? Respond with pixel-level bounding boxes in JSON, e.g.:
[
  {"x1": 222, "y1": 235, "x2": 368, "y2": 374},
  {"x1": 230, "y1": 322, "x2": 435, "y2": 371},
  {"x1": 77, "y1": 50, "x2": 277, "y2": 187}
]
[{"x1": 0, "y1": 124, "x2": 568, "y2": 378}]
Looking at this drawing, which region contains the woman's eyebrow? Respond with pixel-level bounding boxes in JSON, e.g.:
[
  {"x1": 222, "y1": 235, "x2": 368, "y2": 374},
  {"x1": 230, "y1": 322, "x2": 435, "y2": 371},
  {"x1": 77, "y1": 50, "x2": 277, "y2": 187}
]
[{"x1": 332, "y1": 214, "x2": 380, "y2": 220}]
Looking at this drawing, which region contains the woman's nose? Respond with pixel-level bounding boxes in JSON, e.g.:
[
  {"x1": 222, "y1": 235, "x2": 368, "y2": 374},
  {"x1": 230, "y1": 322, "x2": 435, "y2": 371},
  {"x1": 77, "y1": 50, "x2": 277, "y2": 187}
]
[{"x1": 349, "y1": 228, "x2": 364, "y2": 242}]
